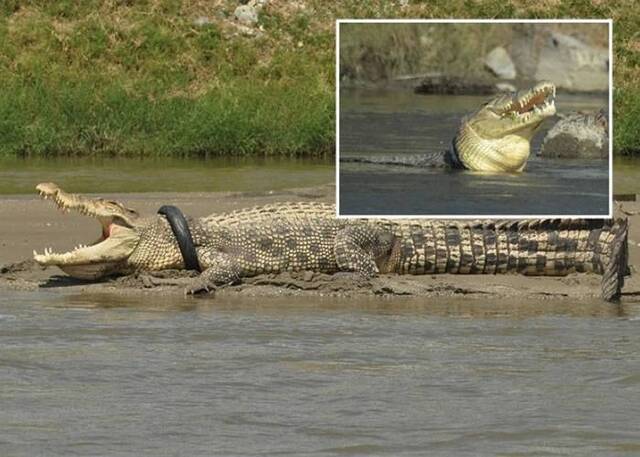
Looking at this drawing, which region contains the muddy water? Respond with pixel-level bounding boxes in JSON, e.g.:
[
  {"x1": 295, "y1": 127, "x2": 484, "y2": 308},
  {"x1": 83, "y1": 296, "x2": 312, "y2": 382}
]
[
  {"x1": 614, "y1": 156, "x2": 640, "y2": 196},
  {"x1": 0, "y1": 156, "x2": 333, "y2": 194},
  {"x1": 339, "y1": 89, "x2": 610, "y2": 216},
  {"x1": 2, "y1": 290, "x2": 640, "y2": 456}
]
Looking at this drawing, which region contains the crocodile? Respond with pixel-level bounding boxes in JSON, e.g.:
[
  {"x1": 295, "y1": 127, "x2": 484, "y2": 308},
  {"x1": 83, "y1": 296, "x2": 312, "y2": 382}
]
[
  {"x1": 539, "y1": 109, "x2": 608, "y2": 159},
  {"x1": 341, "y1": 81, "x2": 556, "y2": 173},
  {"x1": 32, "y1": 183, "x2": 628, "y2": 301}
]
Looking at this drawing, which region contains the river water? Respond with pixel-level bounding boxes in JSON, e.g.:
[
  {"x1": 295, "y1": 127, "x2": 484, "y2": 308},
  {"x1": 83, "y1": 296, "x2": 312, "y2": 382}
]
[
  {"x1": 1, "y1": 122, "x2": 639, "y2": 455},
  {"x1": 339, "y1": 89, "x2": 610, "y2": 216},
  {"x1": 0, "y1": 156, "x2": 333, "y2": 194},
  {"x1": 1, "y1": 290, "x2": 640, "y2": 456}
]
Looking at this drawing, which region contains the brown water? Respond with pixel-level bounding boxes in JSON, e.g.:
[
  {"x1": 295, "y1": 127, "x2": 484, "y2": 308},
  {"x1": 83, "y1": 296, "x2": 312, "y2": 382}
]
[
  {"x1": 339, "y1": 89, "x2": 612, "y2": 216},
  {"x1": 1, "y1": 290, "x2": 640, "y2": 456},
  {"x1": 1, "y1": 110, "x2": 639, "y2": 456},
  {"x1": 614, "y1": 156, "x2": 640, "y2": 196},
  {"x1": 0, "y1": 156, "x2": 333, "y2": 194}
]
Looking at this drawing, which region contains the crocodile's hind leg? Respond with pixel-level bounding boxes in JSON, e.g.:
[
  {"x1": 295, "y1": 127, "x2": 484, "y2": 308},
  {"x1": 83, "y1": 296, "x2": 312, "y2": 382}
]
[
  {"x1": 185, "y1": 252, "x2": 241, "y2": 295},
  {"x1": 334, "y1": 225, "x2": 395, "y2": 278},
  {"x1": 601, "y1": 218, "x2": 629, "y2": 302}
]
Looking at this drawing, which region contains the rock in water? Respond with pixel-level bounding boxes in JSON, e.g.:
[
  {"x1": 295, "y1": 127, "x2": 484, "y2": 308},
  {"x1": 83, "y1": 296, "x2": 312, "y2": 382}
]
[
  {"x1": 540, "y1": 110, "x2": 608, "y2": 159},
  {"x1": 484, "y1": 47, "x2": 517, "y2": 79}
]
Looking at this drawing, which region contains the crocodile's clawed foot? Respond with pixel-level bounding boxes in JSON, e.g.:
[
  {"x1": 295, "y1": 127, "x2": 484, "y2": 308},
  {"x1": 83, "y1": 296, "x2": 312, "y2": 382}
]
[
  {"x1": 139, "y1": 273, "x2": 159, "y2": 288},
  {"x1": 185, "y1": 281, "x2": 217, "y2": 296}
]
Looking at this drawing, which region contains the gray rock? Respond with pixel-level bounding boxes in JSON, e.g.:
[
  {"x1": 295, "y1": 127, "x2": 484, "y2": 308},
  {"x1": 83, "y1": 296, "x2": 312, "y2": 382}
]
[
  {"x1": 192, "y1": 16, "x2": 211, "y2": 27},
  {"x1": 495, "y1": 82, "x2": 517, "y2": 93},
  {"x1": 484, "y1": 47, "x2": 516, "y2": 79},
  {"x1": 539, "y1": 110, "x2": 608, "y2": 159},
  {"x1": 535, "y1": 32, "x2": 608, "y2": 92},
  {"x1": 510, "y1": 24, "x2": 538, "y2": 78},
  {"x1": 234, "y1": 4, "x2": 258, "y2": 25}
]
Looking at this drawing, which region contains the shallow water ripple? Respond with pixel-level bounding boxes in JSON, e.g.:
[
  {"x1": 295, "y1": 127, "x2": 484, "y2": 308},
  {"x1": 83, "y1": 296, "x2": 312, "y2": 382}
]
[{"x1": 1, "y1": 291, "x2": 639, "y2": 456}]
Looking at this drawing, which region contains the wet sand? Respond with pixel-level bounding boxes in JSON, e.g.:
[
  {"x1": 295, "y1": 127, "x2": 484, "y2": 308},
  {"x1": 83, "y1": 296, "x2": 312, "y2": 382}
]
[{"x1": 1, "y1": 185, "x2": 639, "y2": 302}]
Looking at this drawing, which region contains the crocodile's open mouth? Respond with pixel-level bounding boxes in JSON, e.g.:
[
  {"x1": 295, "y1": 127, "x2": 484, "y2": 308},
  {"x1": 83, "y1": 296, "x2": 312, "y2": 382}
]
[
  {"x1": 32, "y1": 183, "x2": 139, "y2": 279},
  {"x1": 500, "y1": 82, "x2": 556, "y2": 121}
]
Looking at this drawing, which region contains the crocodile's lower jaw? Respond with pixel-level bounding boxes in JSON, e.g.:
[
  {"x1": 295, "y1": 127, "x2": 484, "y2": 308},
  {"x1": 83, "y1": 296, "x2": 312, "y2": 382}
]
[
  {"x1": 58, "y1": 261, "x2": 128, "y2": 280},
  {"x1": 33, "y1": 224, "x2": 139, "y2": 279}
]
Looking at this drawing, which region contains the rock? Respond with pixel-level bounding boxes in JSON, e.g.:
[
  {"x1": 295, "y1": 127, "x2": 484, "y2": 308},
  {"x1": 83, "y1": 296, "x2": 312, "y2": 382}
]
[
  {"x1": 192, "y1": 16, "x2": 211, "y2": 27},
  {"x1": 235, "y1": 24, "x2": 257, "y2": 36},
  {"x1": 484, "y1": 47, "x2": 517, "y2": 79},
  {"x1": 414, "y1": 74, "x2": 497, "y2": 95},
  {"x1": 234, "y1": 4, "x2": 258, "y2": 25},
  {"x1": 535, "y1": 32, "x2": 608, "y2": 92},
  {"x1": 510, "y1": 24, "x2": 538, "y2": 78},
  {"x1": 539, "y1": 110, "x2": 608, "y2": 159},
  {"x1": 495, "y1": 82, "x2": 516, "y2": 93}
]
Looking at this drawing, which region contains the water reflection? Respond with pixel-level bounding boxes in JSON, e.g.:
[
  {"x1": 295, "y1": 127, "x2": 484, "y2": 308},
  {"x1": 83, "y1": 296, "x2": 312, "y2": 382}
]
[{"x1": 45, "y1": 290, "x2": 639, "y2": 319}]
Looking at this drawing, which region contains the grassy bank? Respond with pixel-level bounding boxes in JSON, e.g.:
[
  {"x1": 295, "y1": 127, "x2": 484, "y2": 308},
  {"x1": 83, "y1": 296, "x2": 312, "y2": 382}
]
[
  {"x1": 0, "y1": 1, "x2": 335, "y2": 157},
  {"x1": 1, "y1": 1, "x2": 639, "y2": 156}
]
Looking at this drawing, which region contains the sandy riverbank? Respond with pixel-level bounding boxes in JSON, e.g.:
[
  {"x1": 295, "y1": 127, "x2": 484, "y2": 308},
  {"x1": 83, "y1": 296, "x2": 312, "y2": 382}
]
[{"x1": 1, "y1": 185, "x2": 639, "y2": 302}]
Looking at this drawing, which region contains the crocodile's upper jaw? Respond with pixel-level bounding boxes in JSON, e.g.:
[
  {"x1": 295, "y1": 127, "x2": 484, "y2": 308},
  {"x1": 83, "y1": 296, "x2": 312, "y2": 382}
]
[
  {"x1": 456, "y1": 81, "x2": 557, "y2": 172},
  {"x1": 33, "y1": 183, "x2": 141, "y2": 279}
]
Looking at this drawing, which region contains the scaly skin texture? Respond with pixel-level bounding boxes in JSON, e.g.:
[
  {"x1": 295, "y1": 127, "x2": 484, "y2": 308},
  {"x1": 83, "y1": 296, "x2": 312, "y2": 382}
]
[
  {"x1": 341, "y1": 81, "x2": 557, "y2": 173},
  {"x1": 33, "y1": 183, "x2": 628, "y2": 301}
]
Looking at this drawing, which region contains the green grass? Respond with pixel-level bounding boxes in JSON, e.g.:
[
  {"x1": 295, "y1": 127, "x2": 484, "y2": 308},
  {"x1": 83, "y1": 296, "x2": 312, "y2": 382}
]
[
  {"x1": 0, "y1": 77, "x2": 332, "y2": 156},
  {"x1": 0, "y1": 1, "x2": 639, "y2": 156},
  {"x1": 0, "y1": 2, "x2": 334, "y2": 157}
]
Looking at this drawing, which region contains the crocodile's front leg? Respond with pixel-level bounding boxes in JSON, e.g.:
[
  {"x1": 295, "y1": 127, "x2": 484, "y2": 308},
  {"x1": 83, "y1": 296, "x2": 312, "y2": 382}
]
[
  {"x1": 334, "y1": 225, "x2": 396, "y2": 278},
  {"x1": 185, "y1": 252, "x2": 241, "y2": 295}
]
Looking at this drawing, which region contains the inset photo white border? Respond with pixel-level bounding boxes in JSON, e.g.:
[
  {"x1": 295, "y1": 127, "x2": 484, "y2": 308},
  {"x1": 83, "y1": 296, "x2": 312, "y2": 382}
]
[{"x1": 335, "y1": 19, "x2": 613, "y2": 219}]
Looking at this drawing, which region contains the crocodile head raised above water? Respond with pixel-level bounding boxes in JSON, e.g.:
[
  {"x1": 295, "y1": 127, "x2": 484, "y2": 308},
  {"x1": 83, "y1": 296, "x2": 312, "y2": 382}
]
[{"x1": 455, "y1": 81, "x2": 556, "y2": 172}]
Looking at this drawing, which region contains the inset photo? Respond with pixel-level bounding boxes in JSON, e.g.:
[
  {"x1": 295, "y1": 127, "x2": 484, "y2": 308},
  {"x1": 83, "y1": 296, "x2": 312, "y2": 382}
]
[{"x1": 337, "y1": 20, "x2": 612, "y2": 217}]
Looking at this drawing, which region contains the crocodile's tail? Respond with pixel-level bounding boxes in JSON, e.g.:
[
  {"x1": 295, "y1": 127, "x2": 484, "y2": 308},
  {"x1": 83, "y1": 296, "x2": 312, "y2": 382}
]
[
  {"x1": 600, "y1": 217, "x2": 629, "y2": 302},
  {"x1": 340, "y1": 150, "x2": 457, "y2": 169}
]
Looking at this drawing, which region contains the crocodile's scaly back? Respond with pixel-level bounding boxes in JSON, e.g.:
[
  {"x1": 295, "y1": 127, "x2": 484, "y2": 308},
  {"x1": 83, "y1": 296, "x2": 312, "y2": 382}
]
[
  {"x1": 378, "y1": 219, "x2": 622, "y2": 277},
  {"x1": 202, "y1": 202, "x2": 335, "y2": 226}
]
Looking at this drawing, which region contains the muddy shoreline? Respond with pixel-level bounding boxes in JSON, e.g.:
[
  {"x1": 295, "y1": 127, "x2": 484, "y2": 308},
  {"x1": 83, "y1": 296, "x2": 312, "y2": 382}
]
[{"x1": 1, "y1": 185, "x2": 639, "y2": 302}]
